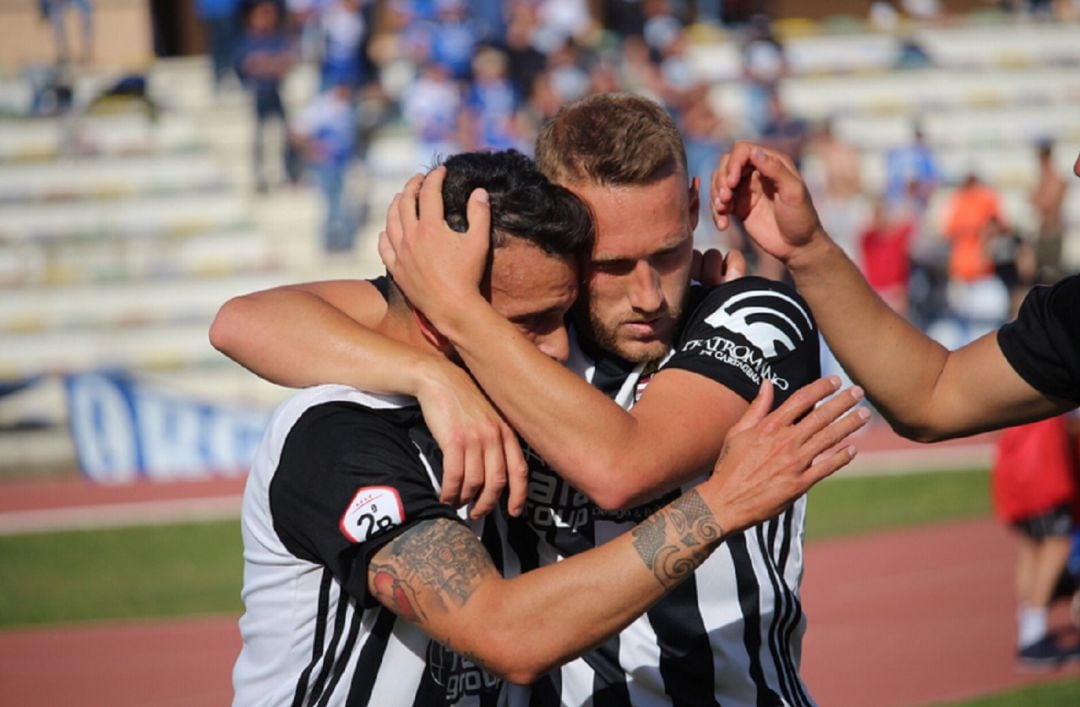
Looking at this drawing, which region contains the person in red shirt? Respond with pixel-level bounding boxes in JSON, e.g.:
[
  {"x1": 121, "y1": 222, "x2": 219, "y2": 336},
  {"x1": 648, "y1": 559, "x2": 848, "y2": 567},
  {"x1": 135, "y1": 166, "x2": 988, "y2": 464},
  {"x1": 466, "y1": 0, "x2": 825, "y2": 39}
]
[
  {"x1": 858, "y1": 199, "x2": 914, "y2": 316},
  {"x1": 992, "y1": 413, "x2": 1080, "y2": 667}
]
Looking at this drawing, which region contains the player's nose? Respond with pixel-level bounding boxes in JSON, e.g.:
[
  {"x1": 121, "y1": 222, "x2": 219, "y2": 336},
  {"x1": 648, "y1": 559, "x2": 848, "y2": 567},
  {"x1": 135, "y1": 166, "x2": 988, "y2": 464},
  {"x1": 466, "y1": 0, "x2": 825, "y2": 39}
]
[
  {"x1": 536, "y1": 325, "x2": 570, "y2": 363},
  {"x1": 627, "y1": 261, "x2": 664, "y2": 313}
]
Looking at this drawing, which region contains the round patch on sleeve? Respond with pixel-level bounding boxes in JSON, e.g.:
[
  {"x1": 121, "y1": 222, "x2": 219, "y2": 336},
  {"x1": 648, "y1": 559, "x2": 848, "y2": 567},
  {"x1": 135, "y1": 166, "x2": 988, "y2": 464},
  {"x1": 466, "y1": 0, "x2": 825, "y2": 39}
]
[{"x1": 339, "y1": 486, "x2": 405, "y2": 544}]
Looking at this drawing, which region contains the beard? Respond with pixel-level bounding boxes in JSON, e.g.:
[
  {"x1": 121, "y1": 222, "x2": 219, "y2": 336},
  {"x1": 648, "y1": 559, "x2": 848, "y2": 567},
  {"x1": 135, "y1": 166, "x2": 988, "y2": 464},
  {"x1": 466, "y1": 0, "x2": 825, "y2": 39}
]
[{"x1": 580, "y1": 302, "x2": 681, "y2": 364}]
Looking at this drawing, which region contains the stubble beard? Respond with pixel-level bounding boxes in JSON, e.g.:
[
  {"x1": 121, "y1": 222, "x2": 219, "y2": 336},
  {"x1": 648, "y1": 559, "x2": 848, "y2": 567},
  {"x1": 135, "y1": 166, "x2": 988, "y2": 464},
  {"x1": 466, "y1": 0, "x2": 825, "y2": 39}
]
[{"x1": 584, "y1": 304, "x2": 681, "y2": 364}]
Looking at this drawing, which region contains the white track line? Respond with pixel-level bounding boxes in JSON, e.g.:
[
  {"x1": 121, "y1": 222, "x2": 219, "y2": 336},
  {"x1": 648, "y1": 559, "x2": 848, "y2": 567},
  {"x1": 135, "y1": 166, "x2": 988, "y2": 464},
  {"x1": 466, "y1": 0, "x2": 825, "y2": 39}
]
[{"x1": 0, "y1": 495, "x2": 242, "y2": 535}]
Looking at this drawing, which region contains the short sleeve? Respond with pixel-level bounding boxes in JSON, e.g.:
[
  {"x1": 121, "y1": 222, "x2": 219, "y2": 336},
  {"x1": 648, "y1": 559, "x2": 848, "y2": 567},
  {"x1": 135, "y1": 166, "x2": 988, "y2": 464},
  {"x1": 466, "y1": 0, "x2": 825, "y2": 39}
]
[
  {"x1": 269, "y1": 402, "x2": 463, "y2": 607},
  {"x1": 997, "y1": 276, "x2": 1080, "y2": 404},
  {"x1": 662, "y1": 278, "x2": 821, "y2": 406}
]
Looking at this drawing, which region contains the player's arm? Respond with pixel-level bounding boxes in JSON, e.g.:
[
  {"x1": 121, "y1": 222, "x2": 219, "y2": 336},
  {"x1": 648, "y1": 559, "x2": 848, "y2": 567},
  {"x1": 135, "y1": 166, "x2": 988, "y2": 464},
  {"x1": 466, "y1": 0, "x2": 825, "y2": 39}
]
[
  {"x1": 711, "y1": 142, "x2": 1071, "y2": 440},
  {"x1": 210, "y1": 279, "x2": 526, "y2": 517},
  {"x1": 379, "y1": 171, "x2": 798, "y2": 509},
  {"x1": 367, "y1": 378, "x2": 867, "y2": 684}
]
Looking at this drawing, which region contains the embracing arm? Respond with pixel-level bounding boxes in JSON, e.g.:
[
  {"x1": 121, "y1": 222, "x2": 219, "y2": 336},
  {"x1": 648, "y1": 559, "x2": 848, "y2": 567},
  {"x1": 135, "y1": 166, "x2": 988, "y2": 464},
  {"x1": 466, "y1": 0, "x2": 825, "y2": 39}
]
[
  {"x1": 368, "y1": 378, "x2": 867, "y2": 684},
  {"x1": 711, "y1": 142, "x2": 1069, "y2": 440},
  {"x1": 210, "y1": 279, "x2": 526, "y2": 516}
]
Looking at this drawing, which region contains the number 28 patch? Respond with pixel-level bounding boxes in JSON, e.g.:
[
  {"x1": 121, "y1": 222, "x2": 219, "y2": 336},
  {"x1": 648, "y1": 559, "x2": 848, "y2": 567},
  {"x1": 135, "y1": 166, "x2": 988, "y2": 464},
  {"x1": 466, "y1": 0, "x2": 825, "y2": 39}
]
[{"x1": 339, "y1": 486, "x2": 405, "y2": 544}]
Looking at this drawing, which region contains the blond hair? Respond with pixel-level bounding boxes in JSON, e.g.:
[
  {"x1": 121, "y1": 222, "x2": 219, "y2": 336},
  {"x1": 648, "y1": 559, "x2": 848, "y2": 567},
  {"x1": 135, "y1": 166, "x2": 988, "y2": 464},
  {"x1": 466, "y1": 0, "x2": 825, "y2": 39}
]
[{"x1": 535, "y1": 93, "x2": 688, "y2": 186}]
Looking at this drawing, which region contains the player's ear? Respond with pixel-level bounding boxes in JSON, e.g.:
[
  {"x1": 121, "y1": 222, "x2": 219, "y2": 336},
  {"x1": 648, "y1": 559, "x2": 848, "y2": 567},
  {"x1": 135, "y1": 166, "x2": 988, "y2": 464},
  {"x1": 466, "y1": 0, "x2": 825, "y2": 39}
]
[
  {"x1": 688, "y1": 177, "x2": 700, "y2": 231},
  {"x1": 414, "y1": 310, "x2": 453, "y2": 355}
]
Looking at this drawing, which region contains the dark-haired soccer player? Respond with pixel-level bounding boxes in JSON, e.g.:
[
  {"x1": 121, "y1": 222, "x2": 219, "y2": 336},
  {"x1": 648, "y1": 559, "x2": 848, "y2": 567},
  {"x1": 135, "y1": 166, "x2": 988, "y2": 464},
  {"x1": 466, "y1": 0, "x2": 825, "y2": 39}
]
[{"x1": 230, "y1": 150, "x2": 866, "y2": 705}]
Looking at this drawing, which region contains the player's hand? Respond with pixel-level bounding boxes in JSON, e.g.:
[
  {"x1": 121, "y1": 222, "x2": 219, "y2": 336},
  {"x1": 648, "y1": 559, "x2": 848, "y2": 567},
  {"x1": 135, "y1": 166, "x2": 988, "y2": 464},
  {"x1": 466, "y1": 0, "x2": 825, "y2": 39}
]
[
  {"x1": 691, "y1": 248, "x2": 747, "y2": 285},
  {"x1": 415, "y1": 357, "x2": 528, "y2": 519},
  {"x1": 378, "y1": 167, "x2": 491, "y2": 328},
  {"x1": 703, "y1": 376, "x2": 869, "y2": 534},
  {"x1": 710, "y1": 142, "x2": 825, "y2": 264}
]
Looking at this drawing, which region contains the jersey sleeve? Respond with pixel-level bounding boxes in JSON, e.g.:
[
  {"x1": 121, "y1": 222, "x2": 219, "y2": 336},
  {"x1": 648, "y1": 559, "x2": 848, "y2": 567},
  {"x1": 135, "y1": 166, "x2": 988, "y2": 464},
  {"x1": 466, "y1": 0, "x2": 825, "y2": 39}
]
[
  {"x1": 662, "y1": 278, "x2": 821, "y2": 405},
  {"x1": 269, "y1": 402, "x2": 464, "y2": 607},
  {"x1": 997, "y1": 275, "x2": 1080, "y2": 404}
]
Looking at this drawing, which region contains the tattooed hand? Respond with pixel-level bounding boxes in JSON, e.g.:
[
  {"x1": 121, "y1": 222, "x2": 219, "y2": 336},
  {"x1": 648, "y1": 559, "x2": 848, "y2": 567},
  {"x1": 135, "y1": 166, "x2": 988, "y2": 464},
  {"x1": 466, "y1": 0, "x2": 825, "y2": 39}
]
[{"x1": 700, "y1": 376, "x2": 868, "y2": 534}]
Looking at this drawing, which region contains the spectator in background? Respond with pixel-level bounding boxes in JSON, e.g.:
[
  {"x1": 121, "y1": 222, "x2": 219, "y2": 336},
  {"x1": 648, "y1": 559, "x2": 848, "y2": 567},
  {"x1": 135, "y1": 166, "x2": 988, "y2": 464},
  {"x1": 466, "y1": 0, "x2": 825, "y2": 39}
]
[
  {"x1": 992, "y1": 412, "x2": 1080, "y2": 667},
  {"x1": 318, "y1": 0, "x2": 367, "y2": 90},
  {"x1": 462, "y1": 47, "x2": 523, "y2": 151},
  {"x1": 415, "y1": 0, "x2": 482, "y2": 81},
  {"x1": 402, "y1": 61, "x2": 462, "y2": 166},
  {"x1": 40, "y1": 0, "x2": 93, "y2": 65},
  {"x1": 680, "y1": 90, "x2": 730, "y2": 249},
  {"x1": 741, "y1": 15, "x2": 786, "y2": 136},
  {"x1": 759, "y1": 90, "x2": 809, "y2": 169},
  {"x1": 236, "y1": 0, "x2": 300, "y2": 193},
  {"x1": 942, "y1": 173, "x2": 1010, "y2": 340},
  {"x1": 884, "y1": 124, "x2": 939, "y2": 209},
  {"x1": 197, "y1": 0, "x2": 240, "y2": 92},
  {"x1": 803, "y1": 119, "x2": 865, "y2": 260},
  {"x1": 1030, "y1": 140, "x2": 1068, "y2": 283},
  {"x1": 858, "y1": 198, "x2": 914, "y2": 317},
  {"x1": 292, "y1": 81, "x2": 359, "y2": 252},
  {"x1": 503, "y1": 2, "x2": 547, "y2": 100}
]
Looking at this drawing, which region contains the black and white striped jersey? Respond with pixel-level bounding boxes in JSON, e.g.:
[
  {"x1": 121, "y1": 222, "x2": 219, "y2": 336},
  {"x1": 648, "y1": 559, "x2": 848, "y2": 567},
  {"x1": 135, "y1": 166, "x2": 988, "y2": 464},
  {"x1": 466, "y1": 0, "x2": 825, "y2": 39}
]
[
  {"x1": 233, "y1": 385, "x2": 504, "y2": 707},
  {"x1": 503, "y1": 277, "x2": 822, "y2": 707}
]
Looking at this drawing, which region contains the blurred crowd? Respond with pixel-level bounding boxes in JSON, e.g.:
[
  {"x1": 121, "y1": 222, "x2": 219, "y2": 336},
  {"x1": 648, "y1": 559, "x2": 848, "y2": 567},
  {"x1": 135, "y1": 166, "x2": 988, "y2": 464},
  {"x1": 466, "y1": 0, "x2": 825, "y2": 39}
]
[{"x1": 24, "y1": 1, "x2": 1074, "y2": 339}]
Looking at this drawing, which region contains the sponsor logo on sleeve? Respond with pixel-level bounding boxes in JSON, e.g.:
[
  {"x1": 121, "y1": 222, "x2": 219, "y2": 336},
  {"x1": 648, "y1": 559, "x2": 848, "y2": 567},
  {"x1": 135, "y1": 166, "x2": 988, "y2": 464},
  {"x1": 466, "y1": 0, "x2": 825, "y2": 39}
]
[
  {"x1": 339, "y1": 486, "x2": 405, "y2": 544},
  {"x1": 680, "y1": 289, "x2": 814, "y2": 390}
]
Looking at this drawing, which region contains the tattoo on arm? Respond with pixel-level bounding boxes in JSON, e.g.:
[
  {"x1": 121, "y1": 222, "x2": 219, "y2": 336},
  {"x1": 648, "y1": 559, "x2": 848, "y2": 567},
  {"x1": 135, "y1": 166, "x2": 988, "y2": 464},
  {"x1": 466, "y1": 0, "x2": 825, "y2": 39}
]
[
  {"x1": 631, "y1": 489, "x2": 726, "y2": 589},
  {"x1": 368, "y1": 519, "x2": 496, "y2": 627}
]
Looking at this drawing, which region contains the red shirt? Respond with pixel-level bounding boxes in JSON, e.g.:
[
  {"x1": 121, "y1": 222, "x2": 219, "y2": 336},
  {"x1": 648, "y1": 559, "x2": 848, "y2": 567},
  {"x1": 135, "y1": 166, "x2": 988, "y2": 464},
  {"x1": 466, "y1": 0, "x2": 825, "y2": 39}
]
[
  {"x1": 859, "y1": 220, "x2": 913, "y2": 290},
  {"x1": 992, "y1": 415, "x2": 1078, "y2": 523}
]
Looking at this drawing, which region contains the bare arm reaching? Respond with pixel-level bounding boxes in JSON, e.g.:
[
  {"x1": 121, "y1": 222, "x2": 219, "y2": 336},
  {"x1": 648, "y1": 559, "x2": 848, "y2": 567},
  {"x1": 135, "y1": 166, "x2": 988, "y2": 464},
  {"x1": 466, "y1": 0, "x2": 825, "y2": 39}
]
[
  {"x1": 367, "y1": 377, "x2": 868, "y2": 683},
  {"x1": 710, "y1": 142, "x2": 1074, "y2": 440}
]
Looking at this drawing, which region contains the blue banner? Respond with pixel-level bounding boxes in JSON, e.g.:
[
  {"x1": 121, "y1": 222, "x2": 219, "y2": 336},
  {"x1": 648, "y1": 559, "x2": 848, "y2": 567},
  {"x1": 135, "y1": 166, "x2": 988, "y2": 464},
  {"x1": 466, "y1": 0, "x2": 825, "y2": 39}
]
[{"x1": 64, "y1": 371, "x2": 270, "y2": 484}]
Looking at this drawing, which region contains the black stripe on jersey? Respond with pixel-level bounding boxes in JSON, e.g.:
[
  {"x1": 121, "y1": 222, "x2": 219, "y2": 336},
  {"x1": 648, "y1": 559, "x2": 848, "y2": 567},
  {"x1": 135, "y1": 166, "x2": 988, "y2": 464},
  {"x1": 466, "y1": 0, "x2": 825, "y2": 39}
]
[
  {"x1": 756, "y1": 522, "x2": 796, "y2": 706},
  {"x1": 319, "y1": 601, "x2": 364, "y2": 707},
  {"x1": 480, "y1": 516, "x2": 504, "y2": 575},
  {"x1": 501, "y1": 515, "x2": 561, "y2": 707},
  {"x1": 308, "y1": 586, "x2": 352, "y2": 704},
  {"x1": 728, "y1": 530, "x2": 783, "y2": 706},
  {"x1": 292, "y1": 568, "x2": 335, "y2": 707},
  {"x1": 588, "y1": 635, "x2": 630, "y2": 706},
  {"x1": 346, "y1": 608, "x2": 397, "y2": 706},
  {"x1": 649, "y1": 579, "x2": 720, "y2": 707},
  {"x1": 776, "y1": 510, "x2": 811, "y2": 707}
]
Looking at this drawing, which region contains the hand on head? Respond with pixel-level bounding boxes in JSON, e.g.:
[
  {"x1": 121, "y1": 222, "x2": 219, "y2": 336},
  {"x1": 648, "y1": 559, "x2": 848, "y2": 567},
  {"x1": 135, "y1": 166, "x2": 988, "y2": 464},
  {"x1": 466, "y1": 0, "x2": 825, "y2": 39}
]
[
  {"x1": 710, "y1": 142, "x2": 826, "y2": 264},
  {"x1": 378, "y1": 166, "x2": 492, "y2": 320}
]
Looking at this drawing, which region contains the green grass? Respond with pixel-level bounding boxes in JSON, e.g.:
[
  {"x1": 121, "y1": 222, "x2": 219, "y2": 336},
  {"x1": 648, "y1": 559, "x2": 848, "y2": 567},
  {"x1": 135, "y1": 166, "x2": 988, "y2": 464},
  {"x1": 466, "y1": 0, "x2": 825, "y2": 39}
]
[
  {"x1": 935, "y1": 677, "x2": 1080, "y2": 706},
  {"x1": 0, "y1": 468, "x2": 993, "y2": 627},
  {"x1": 0, "y1": 520, "x2": 243, "y2": 628},
  {"x1": 805, "y1": 467, "x2": 991, "y2": 541}
]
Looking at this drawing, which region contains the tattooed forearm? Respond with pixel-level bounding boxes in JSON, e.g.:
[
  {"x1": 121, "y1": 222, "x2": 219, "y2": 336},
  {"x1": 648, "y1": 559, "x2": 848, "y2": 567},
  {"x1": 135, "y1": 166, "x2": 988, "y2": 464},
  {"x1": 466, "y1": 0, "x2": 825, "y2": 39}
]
[
  {"x1": 369, "y1": 564, "x2": 427, "y2": 623},
  {"x1": 369, "y1": 519, "x2": 496, "y2": 626},
  {"x1": 631, "y1": 489, "x2": 726, "y2": 589}
]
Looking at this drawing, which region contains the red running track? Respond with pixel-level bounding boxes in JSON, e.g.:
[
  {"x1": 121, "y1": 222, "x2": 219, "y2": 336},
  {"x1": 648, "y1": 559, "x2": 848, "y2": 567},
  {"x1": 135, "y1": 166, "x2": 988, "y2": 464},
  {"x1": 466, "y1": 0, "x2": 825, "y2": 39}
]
[{"x1": 3, "y1": 517, "x2": 1080, "y2": 706}]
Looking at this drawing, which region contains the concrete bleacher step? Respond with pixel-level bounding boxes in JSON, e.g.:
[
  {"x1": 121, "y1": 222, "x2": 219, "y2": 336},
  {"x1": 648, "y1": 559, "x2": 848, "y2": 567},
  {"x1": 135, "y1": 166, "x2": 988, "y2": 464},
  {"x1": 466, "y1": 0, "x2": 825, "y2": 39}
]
[
  {"x1": 0, "y1": 152, "x2": 228, "y2": 203},
  {"x1": 0, "y1": 271, "x2": 302, "y2": 334},
  {"x1": 0, "y1": 191, "x2": 248, "y2": 242},
  {"x1": 0, "y1": 112, "x2": 200, "y2": 162},
  {"x1": 835, "y1": 106, "x2": 1080, "y2": 152},
  {"x1": 770, "y1": 66, "x2": 1080, "y2": 121},
  {"x1": 914, "y1": 21, "x2": 1080, "y2": 68},
  {"x1": 0, "y1": 227, "x2": 278, "y2": 287}
]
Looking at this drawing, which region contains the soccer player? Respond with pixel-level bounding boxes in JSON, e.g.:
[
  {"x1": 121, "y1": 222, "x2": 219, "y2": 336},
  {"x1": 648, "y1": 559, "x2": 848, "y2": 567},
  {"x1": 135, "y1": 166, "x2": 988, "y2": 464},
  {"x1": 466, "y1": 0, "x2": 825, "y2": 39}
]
[
  {"x1": 231, "y1": 150, "x2": 867, "y2": 705},
  {"x1": 216, "y1": 95, "x2": 834, "y2": 705},
  {"x1": 711, "y1": 142, "x2": 1079, "y2": 438}
]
